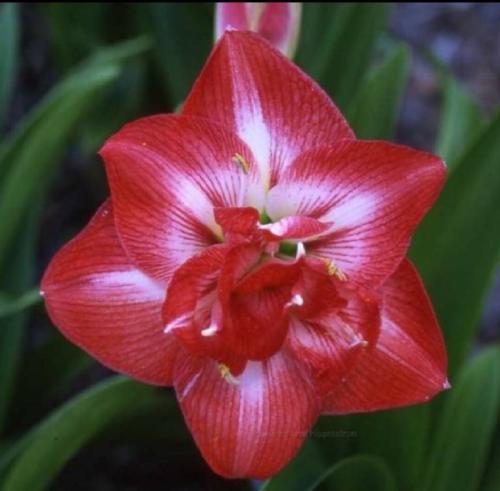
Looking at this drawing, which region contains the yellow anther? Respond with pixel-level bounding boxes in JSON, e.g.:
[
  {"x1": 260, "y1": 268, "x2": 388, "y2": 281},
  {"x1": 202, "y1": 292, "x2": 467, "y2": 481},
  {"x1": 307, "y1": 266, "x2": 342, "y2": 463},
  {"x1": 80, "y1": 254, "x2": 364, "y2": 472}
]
[
  {"x1": 324, "y1": 258, "x2": 347, "y2": 281},
  {"x1": 218, "y1": 363, "x2": 240, "y2": 385},
  {"x1": 233, "y1": 153, "x2": 250, "y2": 174}
]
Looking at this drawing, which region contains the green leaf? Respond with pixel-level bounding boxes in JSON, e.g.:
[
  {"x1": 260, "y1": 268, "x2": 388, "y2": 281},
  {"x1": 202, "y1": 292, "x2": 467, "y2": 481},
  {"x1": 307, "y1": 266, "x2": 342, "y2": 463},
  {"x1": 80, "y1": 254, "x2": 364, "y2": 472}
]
[
  {"x1": 300, "y1": 4, "x2": 389, "y2": 110},
  {"x1": 0, "y1": 3, "x2": 19, "y2": 130},
  {"x1": 0, "y1": 36, "x2": 150, "y2": 182},
  {"x1": 1, "y1": 377, "x2": 170, "y2": 491},
  {"x1": 140, "y1": 3, "x2": 213, "y2": 106},
  {"x1": 347, "y1": 43, "x2": 410, "y2": 139},
  {"x1": 0, "y1": 206, "x2": 41, "y2": 435},
  {"x1": 259, "y1": 439, "x2": 327, "y2": 491},
  {"x1": 0, "y1": 64, "x2": 118, "y2": 268},
  {"x1": 411, "y1": 111, "x2": 500, "y2": 374},
  {"x1": 482, "y1": 424, "x2": 500, "y2": 491},
  {"x1": 0, "y1": 38, "x2": 148, "y2": 434},
  {"x1": 296, "y1": 4, "x2": 345, "y2": 74},
  {"x1": 0, "y1": 288, "x2": 42, "y2": 319},
  {"x1": 349, "y1": 405, "x2": 429, "y2": 490},
  {"x1": 0, "y1": 37, "x2": 150, "y2": 268},
  {"x1": 422, "y1": 347, "x2": 500, "y2": 491},
  {"x1": 435, "y1": 76, "x2": 483, "y2": 169},
  {"x1": 263, "y1": 454, "x2": 397, "y2": 491},
  {"x1": 44, "y1": 3, "x2": 110, "y2": 70},
  {"x1": 9, "y1": 332, "x2": 93, "y2": 431}
]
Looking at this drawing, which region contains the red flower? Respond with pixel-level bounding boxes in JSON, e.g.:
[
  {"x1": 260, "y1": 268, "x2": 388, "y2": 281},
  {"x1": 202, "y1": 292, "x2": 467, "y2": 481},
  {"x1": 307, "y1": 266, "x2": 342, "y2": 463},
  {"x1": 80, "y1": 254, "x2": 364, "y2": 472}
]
[{"x1": 42, "y1": 32, "x2": 448, "y2": 479}]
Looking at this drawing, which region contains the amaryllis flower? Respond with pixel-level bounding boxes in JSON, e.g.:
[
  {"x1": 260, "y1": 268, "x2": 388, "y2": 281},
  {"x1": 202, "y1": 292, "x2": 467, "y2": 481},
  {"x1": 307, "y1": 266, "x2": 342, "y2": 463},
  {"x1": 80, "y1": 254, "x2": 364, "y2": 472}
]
[
  {"x1": 42, "y1": 32, "x2": 448, "y2": 479},
  {"x1": 215, "y1": 2, "x2": 302, "y2": 57}
]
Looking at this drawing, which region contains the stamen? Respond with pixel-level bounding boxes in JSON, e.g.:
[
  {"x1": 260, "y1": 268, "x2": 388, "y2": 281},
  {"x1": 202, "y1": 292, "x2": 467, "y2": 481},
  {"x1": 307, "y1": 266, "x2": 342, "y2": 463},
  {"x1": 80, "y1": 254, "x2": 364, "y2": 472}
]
[
  {"x1": 286, "y1": 293, "x2": 304, "y2": 308},
  {"x1": 324, "y1": 258, "x2": 347, "y2": 281},
  {"x1": 163, "y1": 313, "x2": 190, "y2": 334},
  {"x1": 348, "y1": 337, "x2": 368, "y2": 349},
  {"x1": 296, "y1": 242, "x2": 306, "y2": 259},
  {"x1": 232, "y1": 153, "x2": 250, "y2": 174},
  {"x1": 218, "y1": 363, "x2": 240, "y2": 385},
  {"x1": 201, "y1": 323, "x2": 218, "y2": 337}
]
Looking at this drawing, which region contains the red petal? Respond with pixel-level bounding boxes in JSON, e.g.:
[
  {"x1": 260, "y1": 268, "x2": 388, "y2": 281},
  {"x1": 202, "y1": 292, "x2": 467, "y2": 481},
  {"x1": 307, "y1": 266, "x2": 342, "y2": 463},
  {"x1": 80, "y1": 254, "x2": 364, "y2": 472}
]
[
  {"x1": 183, "y1": 31, "x2": 353, "y2": 188},
  {"x1": 214, "y1": 206, "x2": 260, "y2": 242},
  {"x1": 220, "y1": 250, "x2": 300, "y2": 359},
  {"x1": 259, "y1": 215, "x2": 332, "y2": 241},
  {"x1": 267, "y1": 142, "x2": 446, "y2": 288},
  {"x1": 286, "y1": 265, "x2": 346, "y2": 320},
  {"x1": 100, "y1": 114, "x2": 265, "y2": 283},
  {"x1": 286, "y1": 317, "x2": 365, "y2": 396},
  {"x1": 41, "y1": 201, "x2": 178, "y2": 385},
  {"x1": 323, "y1": 259, "x2": 448, "y2": 414},
  {"x1": 174, "y1": 350, "x2": 319, "y2": 479},
  {"x1": 214, "y1": 207, "x2": 330, "y2": 247},
  {"x1": 161, "y1": 244, "x2": 246, "y2": 373},
  {"x1": 285, "y1": 266, "x2": 380, "y2": 395}
]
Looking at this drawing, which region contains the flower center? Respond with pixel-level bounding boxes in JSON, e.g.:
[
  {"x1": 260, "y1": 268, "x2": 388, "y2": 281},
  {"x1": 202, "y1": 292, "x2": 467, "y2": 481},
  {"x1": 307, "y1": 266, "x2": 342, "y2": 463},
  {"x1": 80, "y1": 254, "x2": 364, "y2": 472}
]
[{"x1": 278, "y1": 240, "x2": 298, "y2": 257}]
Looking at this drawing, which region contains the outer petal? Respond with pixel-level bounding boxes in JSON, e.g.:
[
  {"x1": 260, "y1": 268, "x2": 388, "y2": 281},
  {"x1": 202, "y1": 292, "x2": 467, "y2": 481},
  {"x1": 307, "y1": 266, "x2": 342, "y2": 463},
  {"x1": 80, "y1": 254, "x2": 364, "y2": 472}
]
[
  {"x1": 41, "y1": 202, "x2": 178, "y2": 386},
  {"x1": 100, "y1": 114, "x2": 264, "y2": 283},
  {"x1": 183, "y1": 31, "x2": 354, "y2": 188},
  {"x1": 323, "y1": 259, "x2": 449, "y2": 414},
  {"x1": 174, "y1": 350, "x2": 319, "y2": 479},
  {"x1": 267, "y1": 142, "x2": 446, "y2": 288}
]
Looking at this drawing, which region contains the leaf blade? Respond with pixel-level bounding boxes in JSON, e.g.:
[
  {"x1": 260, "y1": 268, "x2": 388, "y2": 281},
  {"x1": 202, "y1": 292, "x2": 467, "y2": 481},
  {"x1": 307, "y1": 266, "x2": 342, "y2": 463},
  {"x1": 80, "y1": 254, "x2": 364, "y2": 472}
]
[
  {"x1": 411, "y1": 110, "x2": 500, "y2": 374},
  {"x1": 347, "y1": 43, "x2": 410, "y2": 139},
  {"x1": 0, "y1": 3, "x2": 19, "y2": 130},
  {"x1": 422, "y1": 347, "x2": 500, "y2": 491},
  {"x1": 435, "y1": 76, "x2": 483, "y2": 169},
  {"x1": 1, "y1": 377, "x2": 170, "y2": 491}
]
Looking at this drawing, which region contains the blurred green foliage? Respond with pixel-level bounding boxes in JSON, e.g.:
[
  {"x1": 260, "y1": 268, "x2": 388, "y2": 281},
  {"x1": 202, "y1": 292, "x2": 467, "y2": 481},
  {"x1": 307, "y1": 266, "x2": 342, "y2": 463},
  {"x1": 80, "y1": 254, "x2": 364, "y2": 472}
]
[{"x1": 0, "y1": 3, "x2": 498, "y2": 491}]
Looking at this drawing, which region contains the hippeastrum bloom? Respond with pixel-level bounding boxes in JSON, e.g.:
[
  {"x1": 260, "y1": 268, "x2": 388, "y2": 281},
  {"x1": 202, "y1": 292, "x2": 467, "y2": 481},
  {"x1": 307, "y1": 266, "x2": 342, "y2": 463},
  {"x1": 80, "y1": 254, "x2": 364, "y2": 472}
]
[
  {"x1": 215, "y1": 2, "x2": 302, "y2": 57},
  {"x1": 42, "y1": 32, "x2": 449, "y2": 479}
]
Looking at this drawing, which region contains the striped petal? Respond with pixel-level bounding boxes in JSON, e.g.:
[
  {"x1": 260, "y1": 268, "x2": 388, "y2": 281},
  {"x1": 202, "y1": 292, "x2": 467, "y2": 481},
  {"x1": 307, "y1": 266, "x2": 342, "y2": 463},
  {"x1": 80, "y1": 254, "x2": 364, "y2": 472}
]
[
  {"x1": 100, "y1": 114, "x2": 265, "y2": 283},
  {"x1": 323, "y1": 259, "x2": 449, "y2": 413},
  {"x1": 183, "y1": 31, "x2": 354, "y2": 189},
  {"x1": 41, "y1": 201, "x2": 178, "y2": 385},
  {"x1": 266, "y1": 142, "x2": 446, "y2": 288},
  {"x1": 174, "y1": 349, "x2": 319, "y2": 478}
]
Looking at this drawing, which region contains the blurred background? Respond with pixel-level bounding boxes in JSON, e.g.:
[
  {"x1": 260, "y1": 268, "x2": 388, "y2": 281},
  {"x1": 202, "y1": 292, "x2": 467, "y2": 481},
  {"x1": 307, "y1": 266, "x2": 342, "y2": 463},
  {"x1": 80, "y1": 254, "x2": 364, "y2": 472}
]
[{"x1": 0, "y1": 3, "x2": 499, "y2": 491}]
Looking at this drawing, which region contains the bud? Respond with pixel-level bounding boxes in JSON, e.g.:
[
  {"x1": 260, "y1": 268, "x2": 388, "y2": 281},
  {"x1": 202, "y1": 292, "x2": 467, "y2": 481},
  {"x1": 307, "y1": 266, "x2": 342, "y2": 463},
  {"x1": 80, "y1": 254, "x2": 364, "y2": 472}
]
[{"x1": 215, "y1": 3, "x2": 302, "y2": 58}]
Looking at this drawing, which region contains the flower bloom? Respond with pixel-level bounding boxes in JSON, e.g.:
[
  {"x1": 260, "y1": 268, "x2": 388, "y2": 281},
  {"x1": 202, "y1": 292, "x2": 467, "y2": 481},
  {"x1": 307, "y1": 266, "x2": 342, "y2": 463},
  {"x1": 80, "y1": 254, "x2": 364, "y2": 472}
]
[
  {"x1": 215, "y1": 2, "x2": 302, "y2": 57},
  {"x1": 42, "y1": 32, "x2": 448, "y2": 479}
]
